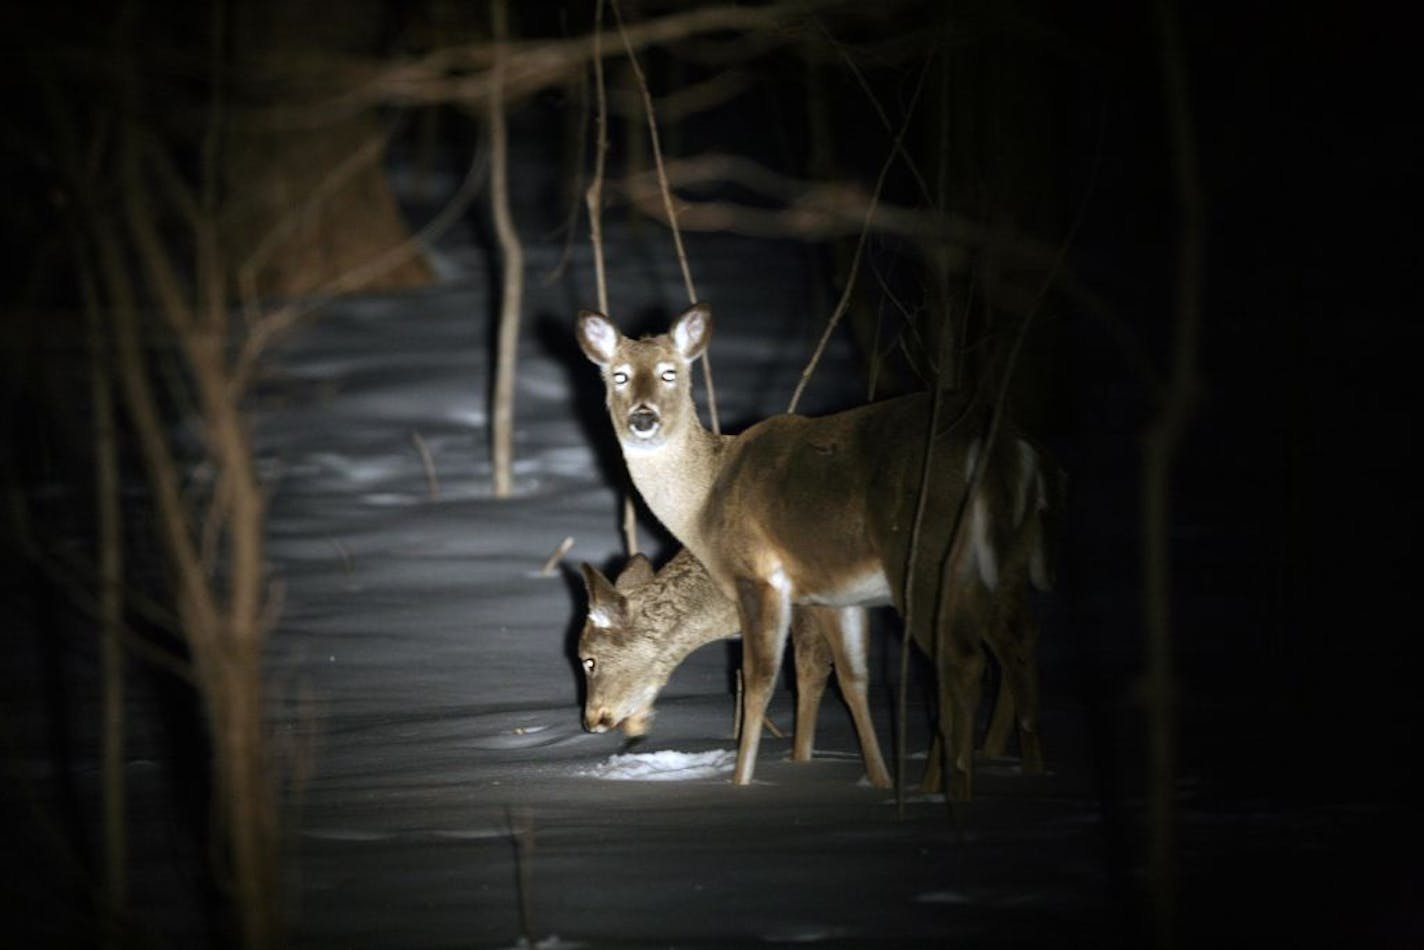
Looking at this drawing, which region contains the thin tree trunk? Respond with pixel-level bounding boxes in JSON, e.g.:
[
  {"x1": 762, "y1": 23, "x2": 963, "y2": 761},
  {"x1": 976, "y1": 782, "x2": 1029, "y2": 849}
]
[
  {"x1": 1145, "y1": 0, "x2": 1202, "y2": 946},
  {"x1": 489, "y1": 0, "x2": 524, "y2": 498},
  {"x1": 82, "y1": 248, "x2": 127, "y2": 929},
  {"x1": 111, "y1": 116, "x2": 282, "y2": 945},
  {"x1": 211, "y1": 658, "x2": 279, "y2": 949},
  {"x1": 585, "y1": 0, "x2": 639, "y2": 555}
]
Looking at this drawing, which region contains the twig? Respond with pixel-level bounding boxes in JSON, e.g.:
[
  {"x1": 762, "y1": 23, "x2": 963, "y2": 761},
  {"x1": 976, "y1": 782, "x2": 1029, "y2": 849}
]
[
  {"x1": 508, "y1": 805, "x2": 537, "y2": 949},
  {"x1": 586, "y1": 0, "x2": 640, "y2": 558},
  {"x1": 263, "y1": 2, "x2": 825, "y2": 125},
  {"x1": 539, "y1": 536, "x2": 575, "y2": 576},
  {"x1": 410, "y1": 430, "x2": 440, "y2": 500},
  {"x1": 610, "y1": 0, "x2": 720, "y2": 435},
  {"x1": 331, "y1": 540, "x2": 354, "y2": 576},
  {"x1": 585, "y1": 0, "x2": 611, "y2": 317},
  {"x1": 621, "y1": 496, "x2": 639, "y2": 558},
  {"x1": 895, "y1": 288, "x2": 959, "y2": 817},
  {"x1": 608, "y1": 69, "x2": 752, "y2": 123},
  {"x1": 816, "y1": 18, "x2": 935, "y2": 208},
  {"x1": 541, "y1": 58, "x2": 589, "y2": 284},
  {"x1": 80, "y1": 239, "x2": 129, "y2": 910},
  {"x1": 788, "y1": 54, "x2": 933, "y2": 414},
  {"x1": 198, "y1": 0, "x2": 226, "y2": 340}
]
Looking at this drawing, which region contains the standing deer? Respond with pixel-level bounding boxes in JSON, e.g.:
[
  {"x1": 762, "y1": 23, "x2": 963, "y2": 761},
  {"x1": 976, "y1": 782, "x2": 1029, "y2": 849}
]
[
  {"x1": 577, "y1": 303, "x2": 1058, "y2": 800},
  {"x1": 578, "y1": 547, "x2": 891, "y2": 787}
]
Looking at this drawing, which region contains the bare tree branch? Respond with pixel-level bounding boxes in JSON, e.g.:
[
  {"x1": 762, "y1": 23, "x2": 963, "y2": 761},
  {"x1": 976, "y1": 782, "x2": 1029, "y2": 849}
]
[
  {"x1": 788, "y1": 54, "x2": 932, "y2": 413},
  {"x1": 586, "y1": 0, "x2": 611, "y2": 318},
  {"x1": 252, "y1": 2, "x2": 840, "y2": 128},
  {"x1": 611, "y1": 0, "x2": 720, "y2": 435},
  {"x1": 490, "y1": 0, "x2": 525, "y2": 499}
]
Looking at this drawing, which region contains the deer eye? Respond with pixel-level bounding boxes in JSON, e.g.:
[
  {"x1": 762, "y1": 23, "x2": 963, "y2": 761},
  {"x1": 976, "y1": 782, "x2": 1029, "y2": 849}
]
[
  {"x1": 582, "y1": 657, "x2": 596, "y2": 675},
  {"x1": 612, "y1": 371, "x2": 629, "y2": 386},
  {"x1": 660, "y1": 368, "x2": 676, "y2": 383}
]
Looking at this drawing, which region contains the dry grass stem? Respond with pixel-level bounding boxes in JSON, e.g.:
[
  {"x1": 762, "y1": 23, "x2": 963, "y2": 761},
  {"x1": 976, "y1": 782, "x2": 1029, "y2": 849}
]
[
  {"x1": 410, "y1": 430, "x2": 440, "y2": 500},
  {"x1": 621, "y1": 495, "x2": 639, "y2": 558},
  {"x1": 508, "y1": 805, "x2": 537, "y2": 948},
  {"x1": 539, "y1": 536, "x2": 576, "y2": 577}
]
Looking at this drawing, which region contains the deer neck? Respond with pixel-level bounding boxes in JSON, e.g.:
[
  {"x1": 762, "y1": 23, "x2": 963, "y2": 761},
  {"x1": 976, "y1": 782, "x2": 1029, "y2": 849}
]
[{"x1": 622, "y1": 422, "x2": 726, "y2": 553}]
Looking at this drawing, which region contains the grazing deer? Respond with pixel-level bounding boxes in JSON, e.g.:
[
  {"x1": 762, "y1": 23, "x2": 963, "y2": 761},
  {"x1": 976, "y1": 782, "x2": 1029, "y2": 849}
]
[
  {"x1": 577, "y1": 303, "x2": 1058, "y2": 800},
  {"x1": 578, "y1": 547, "x2": 892, "y2": 787}
]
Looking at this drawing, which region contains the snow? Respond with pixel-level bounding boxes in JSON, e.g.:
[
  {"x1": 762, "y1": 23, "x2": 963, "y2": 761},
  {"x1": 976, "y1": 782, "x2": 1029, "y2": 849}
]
[
  {"x1": 226, "y1": 225, "x2": 1141, "y2": 948},
  {"x1": 579, "y1": 748, "x2": 737, "y2": 781}
]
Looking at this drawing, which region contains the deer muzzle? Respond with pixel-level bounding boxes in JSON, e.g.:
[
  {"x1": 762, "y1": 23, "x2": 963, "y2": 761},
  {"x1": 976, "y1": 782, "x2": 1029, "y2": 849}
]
[
  {"x1": 584, "y1": 708, "x2": 615, "y2": 733},
  {"x1": 627, "y1": 405, "x2": 660, "y2": 438}
]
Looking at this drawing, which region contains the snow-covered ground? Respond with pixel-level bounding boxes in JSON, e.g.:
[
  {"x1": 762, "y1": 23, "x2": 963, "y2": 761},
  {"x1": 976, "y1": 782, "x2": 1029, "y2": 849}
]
[{"x1": 245, "y1": 225, "x2": 1125, "y2": 947}]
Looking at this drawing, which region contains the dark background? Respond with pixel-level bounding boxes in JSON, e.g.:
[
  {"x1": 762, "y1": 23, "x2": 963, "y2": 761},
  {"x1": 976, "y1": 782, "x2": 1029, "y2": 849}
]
[{"x1": 2, "y1": 0, "x2": 1419, "y2": 943}]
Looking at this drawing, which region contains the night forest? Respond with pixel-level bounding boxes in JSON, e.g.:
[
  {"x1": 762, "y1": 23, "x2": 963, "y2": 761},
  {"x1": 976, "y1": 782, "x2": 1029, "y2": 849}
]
[{"x1": 0, "y1": 1, "x2": 1417, "y2": 946}]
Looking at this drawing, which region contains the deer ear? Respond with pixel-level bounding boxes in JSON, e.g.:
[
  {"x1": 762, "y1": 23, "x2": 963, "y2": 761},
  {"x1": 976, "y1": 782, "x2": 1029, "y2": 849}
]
[
  {"x1": 670, "y1": 303, "x2": 712, "y2": 361},
  {"x1": 580, "y1": 561, "x2": 627, "y2": 628},
  {"x1": 614, "y1": 553, "x2": 655, "y2": 591},
  {"x1": 576, "y1": 310, "x2": 619, "y2": 366}
]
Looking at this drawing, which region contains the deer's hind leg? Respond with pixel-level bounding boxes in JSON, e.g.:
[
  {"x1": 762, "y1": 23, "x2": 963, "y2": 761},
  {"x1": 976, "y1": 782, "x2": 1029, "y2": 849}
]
[
  {"x1": 986, "y1": 573, "x2": 1043, "y2": 774},
  {"x1": 789, "y1": 606, "x2": 834, "y2": 763},
  {"x1": 982, "y1": 640, "x2": 1019, "y2": 760},
  {"x1": 818, "y1": 606, "x2": 891, "y2": 788},
  {"x1": 933, "y1": 577, "x2": 986, "y2": 803}
]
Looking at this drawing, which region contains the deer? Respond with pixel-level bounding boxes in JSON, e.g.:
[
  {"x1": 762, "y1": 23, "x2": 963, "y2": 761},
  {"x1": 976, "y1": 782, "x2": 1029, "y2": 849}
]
[
  {"x1": 577, "y1": 302, "x2": 1059, "y2": 800},
  {"x1": 577, "y1": 533, "x2": 1054, "y2": 792},
  {"x1": 578, "y1": 547, "x2": 892, "y2": 787}
]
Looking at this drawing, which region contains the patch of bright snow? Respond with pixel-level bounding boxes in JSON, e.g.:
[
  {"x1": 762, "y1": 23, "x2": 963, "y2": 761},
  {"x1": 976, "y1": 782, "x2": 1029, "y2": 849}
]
[{"x1": 581, "y1": 749, "x2": 737, "y2": 782}]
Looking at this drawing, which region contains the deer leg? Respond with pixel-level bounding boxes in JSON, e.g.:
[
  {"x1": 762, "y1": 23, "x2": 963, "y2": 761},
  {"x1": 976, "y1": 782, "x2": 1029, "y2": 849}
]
[
  {"x1": 818, "y1": 606, "x2": 892, "y2": 789},
  {"x1": 985, "y1": 606, "x2": 1019, "y2": 763},
  {"x1": 996, "y1": 590, "x2": 1043, "y2": 774},
  {"x1": 921, "y1": 734, "x2": 943, "y2": 795},
  {"x1": 983, "y1": 638, "x2": 1017, "y2": 760},
  {"x1": 935, "y1": 587, "x2": 986, "y2": 803},
  {"x1": 789, "y1": 607, "x2": 833, "y2": 763},
  {"x1": 732, "y1": 576, "x2": 791, "y2": 786}
]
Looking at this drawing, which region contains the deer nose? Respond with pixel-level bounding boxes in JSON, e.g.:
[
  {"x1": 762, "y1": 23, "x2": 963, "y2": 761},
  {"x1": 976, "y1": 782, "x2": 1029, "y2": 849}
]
[
  {"x1": 628, "y1": 406, "x2": 660, "y2": 436},
  {"x1": 584, "y1": 709, "x2": 613, "y2": 733}
]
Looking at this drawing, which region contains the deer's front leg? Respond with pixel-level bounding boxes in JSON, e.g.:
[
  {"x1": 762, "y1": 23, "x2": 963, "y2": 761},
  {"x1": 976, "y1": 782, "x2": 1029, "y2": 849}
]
[{"x1": 732, "y1": 575, "x2": 792, "y2": 786}]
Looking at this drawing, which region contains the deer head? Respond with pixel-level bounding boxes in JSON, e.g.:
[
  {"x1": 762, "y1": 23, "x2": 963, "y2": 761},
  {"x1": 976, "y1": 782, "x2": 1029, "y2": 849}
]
[
  {"x1": 578, "y1": 554, "x2": 673, "y2": 737},
  {"x1": 576, "y1": 303, "x2": 712, "y2": 457}
]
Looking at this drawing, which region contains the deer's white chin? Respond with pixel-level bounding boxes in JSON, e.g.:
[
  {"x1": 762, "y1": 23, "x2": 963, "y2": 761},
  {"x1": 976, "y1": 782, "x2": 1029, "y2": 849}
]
[{"x1": 620, "y1": 435, "x2": 666, "y2": 458}]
